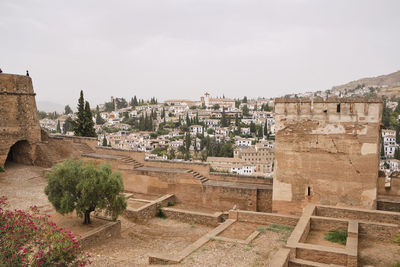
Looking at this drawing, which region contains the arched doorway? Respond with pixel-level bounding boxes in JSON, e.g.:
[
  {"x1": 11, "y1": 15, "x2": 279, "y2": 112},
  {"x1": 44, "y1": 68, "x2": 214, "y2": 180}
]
[{"x1": 5, "y1": 140, "x2": 33, "y2": 166}]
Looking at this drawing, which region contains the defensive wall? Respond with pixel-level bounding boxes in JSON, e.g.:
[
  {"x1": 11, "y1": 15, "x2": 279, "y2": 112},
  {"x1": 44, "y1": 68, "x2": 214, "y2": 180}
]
[
  {"x1": 82, "y1": 151, "x2": 273, "y2": 212},
  {"x1": 273, "y1": 97, "x2": 383, "y2": 215},
  {"x1": 0, "y1": 74, "x2": 41, "y2": 167}
]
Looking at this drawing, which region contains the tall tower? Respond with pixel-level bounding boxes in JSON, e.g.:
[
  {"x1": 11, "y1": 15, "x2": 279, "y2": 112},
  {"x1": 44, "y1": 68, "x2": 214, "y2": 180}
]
[
  {"x1": 272, "y1": 97, "x2": 382, "y2": 215},
  {"x1": 0, "y1": 73, "x2": 41, "y2": 167}
]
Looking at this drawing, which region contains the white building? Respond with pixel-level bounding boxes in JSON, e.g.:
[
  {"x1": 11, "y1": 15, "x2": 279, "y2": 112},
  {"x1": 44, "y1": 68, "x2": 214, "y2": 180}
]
[
  {"x1": 382, "y1": 129, "x2": 397, "y2": 158},
  {"x1": 235, "y1": 138, "x2": 252, "y2": 147},
  {"x1": 189, "y1": 125, "x2": 203, "y2": 135}
]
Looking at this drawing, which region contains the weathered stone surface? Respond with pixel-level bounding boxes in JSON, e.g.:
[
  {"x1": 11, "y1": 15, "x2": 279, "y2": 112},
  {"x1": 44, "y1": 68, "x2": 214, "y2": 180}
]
[
  {"x1": 273, "y1": 98, "x2": 382, "y2": 215},
  {"x1": 0, "y1": 74, "x2": 41, "y2": 167}
]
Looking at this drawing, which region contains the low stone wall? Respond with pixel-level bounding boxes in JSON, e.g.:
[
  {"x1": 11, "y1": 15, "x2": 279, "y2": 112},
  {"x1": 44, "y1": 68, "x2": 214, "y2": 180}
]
[
  {"x1": 50, "y1": 134, "x2": 98, "y2": 151},
  {"x1": 269, "y1": 248, "x2": 290, "y2": 267},
  {"x1": 310, "y1": 216, "x2": 348, "y2": 232},
  {"x1": 95, "y1": 146, "x2": 145, "y2": 163},
  {"x1": 359, "y1": 221, "x2": 399, "y2": 241},
  {"x1": 377, "y1": 198, "x2": 400, "y2": 212},
  {"x1": 228, "y1": 210, "x2": 299, "y2": 226},
  {"x1": 124, "y1": 194, "x2": 175, "y2": 223},
  {"x1": 209, "y1": 172, "x2": 273, "y2": 185},
  {"x1": 145, "y1": 159, "x2": 210, "y2": 177},
  {"x1": 315, "y1": 205, "x2": 400, "y2": 224},
  {"x1": 162, "y1": 207, "x2": 223, "y2": 227},
  {"x1": 295, "y1": 245, "x2": 347, "y2": 266},
  {"x1": 80, "y1": 219, "x2": 121, "y2": 249}
]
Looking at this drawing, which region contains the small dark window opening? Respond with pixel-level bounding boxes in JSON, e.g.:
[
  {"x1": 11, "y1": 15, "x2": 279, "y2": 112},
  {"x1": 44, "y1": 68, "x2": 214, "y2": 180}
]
[
  {"x1": 337, "y1": 104, "x2": 341, "y2": 113},
  {"x1": 323, "y1": 109, "x2": 327, "y2": 113},
  {"x1": 307, "y1": 186, "x2": 311, "y2": 196}
]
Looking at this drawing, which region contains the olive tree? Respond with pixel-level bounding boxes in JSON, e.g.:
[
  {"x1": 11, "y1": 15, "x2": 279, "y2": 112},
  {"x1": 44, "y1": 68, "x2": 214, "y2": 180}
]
[{"x1": 45, "y1": 158, "x2": 127, "y2": 224}]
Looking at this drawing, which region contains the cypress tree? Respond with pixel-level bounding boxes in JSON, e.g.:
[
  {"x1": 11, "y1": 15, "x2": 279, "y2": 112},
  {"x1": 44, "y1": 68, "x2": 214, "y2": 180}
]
[
  {"x1": 102, "y1": 135, "x2": 108, "y2": 146},
  {"x1": 56, "y1": 120, "x2": 61, "y2": 133},
  {"x1": 84, "y1": 101, "x2": 96, "y2": 137},
  {"x1": 74, "y1": 90, "x2": 86, "y2": 136},
  {"x1": 264, "y1": 123, "x2": 268, "y2": 136},
  {"x1": 186, "y1": 113, "x2": 190, "y2": 126}
]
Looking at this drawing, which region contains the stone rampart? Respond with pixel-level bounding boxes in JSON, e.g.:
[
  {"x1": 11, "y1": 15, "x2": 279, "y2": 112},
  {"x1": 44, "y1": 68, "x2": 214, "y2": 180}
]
[{"x1": 0, "y1": 74, "x2": 41, "y2": 167}]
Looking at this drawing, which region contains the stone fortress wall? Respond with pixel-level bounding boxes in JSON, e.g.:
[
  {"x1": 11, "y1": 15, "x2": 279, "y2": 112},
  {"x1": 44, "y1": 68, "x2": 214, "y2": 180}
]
[
  {"x1": 273, "y1": 97, "x2": 383, "y2": 215},
  {"x1": 0, "y1": 74, "x2": 41, "y2": 167}
]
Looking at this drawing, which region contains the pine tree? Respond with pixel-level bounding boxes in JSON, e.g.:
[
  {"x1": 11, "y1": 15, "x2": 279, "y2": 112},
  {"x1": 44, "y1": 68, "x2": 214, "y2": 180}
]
[
  {"x1": 64, "y1": 105, "x2": 73, "y2": 115},
  {"x1": 133, "y1": 96, "x2": 138, "y2": 107}
]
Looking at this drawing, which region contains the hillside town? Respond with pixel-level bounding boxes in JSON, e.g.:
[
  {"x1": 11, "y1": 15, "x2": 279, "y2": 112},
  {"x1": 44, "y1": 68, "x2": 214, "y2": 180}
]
[{"x1": 40, "y1": 93, "x2": 276, "y2": 176}]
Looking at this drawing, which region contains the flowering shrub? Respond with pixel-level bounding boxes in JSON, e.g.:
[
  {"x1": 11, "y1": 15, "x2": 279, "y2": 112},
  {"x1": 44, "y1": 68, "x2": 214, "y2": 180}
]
[{"x1": 0, "y1": 196, "x2": 90, "y2": 266}]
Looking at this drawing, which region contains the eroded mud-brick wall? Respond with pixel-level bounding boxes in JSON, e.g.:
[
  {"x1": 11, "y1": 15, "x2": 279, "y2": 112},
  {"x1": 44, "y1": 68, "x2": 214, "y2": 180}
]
[
  {"x1": 0, "y1": 74, "x2": 41, "y2": 167},
  {"x1": 272, "y1": 97, "x2": 382, "y2": 215}
]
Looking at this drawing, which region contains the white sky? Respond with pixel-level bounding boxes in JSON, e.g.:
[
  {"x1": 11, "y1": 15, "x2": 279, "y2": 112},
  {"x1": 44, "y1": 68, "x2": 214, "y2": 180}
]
[{"x1": 1, "y1": 0, "x2": 399, "y2": 109}]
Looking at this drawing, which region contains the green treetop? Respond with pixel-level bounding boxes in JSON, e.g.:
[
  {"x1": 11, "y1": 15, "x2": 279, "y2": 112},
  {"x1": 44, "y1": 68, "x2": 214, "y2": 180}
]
[{"x1": 45, "y1": 158, "x2": 127, "y2": 224}]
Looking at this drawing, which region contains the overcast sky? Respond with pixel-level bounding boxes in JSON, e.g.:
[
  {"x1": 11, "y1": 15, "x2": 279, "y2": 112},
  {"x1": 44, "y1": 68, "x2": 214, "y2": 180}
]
[{"x1": 1, "y1": 0, "x2": 400, "y2": 110}]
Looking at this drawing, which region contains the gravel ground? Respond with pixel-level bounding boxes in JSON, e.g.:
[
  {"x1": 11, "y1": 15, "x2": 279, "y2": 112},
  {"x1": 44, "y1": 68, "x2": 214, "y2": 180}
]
[{"x1": 0, "y1": 163, "x2": 286, "y2": 266}]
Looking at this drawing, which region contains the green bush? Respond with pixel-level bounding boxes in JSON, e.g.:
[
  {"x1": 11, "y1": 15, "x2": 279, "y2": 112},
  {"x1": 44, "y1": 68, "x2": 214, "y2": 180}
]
[
  {"x1": 0, "y1": 166, "x2": 4, "y2": 172},
  {"x1": 324, "y1": 230, "x2": 348, "y2": 245},
  {"x1": 167, "y1": 201, "x2": 174, "y2": 207},
  {"x1": 394, "y1": 235, "x2": 400, "y2": 245},
  {"x1": 156, "y1": 207, "x2": 166, "y2": 219}
]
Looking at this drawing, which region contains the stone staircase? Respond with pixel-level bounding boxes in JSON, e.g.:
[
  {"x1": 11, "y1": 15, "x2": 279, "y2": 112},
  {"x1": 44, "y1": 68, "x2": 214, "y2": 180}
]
[
  {"x1": 119, "y1": 156, "x2": 144, "y2": 169},
  {"x1": 73, "y1": 142, "x2": 95, "y2": 155},
  {"x1": 186, "y1": 169, "x2": 209, "y2": 183}
]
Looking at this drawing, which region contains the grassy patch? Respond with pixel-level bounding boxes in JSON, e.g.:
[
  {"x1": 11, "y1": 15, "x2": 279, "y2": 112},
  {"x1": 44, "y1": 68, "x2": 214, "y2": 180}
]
[
  {"x1": 266, "y1": 224, "x2": 294, "y2": 241},
  {"x1": 209, "y1": 237, "x2": 215, "y2": 241},
  {"x1": 257, "y1": 227, "x2": 266, "y2": 233},
  {"x1": 189, "y1": 222, "x2": 195, "y2": 228},
  {"x1": 266, "y1": 224, "x2": 293, "y2": 233},
  {"x1": 324, "y1": 230, "x2": 348, "y2": 245},
  {"x1": 156, "y1": 207, "x2": 167, "y2": 219},
  {"x1": 394, "y1": 235, "x2": 400, "y2": 245}
]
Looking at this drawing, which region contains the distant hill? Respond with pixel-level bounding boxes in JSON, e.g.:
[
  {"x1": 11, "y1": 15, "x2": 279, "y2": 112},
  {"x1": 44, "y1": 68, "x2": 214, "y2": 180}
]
[
  {"x1": 36, "y1": 100, "x2": 65, "y2": 113},
  {"x1": 331, "y1": 71, "x2": 400, "y2": 92}
]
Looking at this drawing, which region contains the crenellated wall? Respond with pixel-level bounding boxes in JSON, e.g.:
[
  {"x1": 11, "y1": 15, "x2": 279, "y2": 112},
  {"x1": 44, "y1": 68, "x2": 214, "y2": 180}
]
[
  {"x1": 0, "y1": 74, "x2": 41, "y2": 167},
  {"x1": 273, "y1": 97, "x2": 382, "y2": 215}
]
